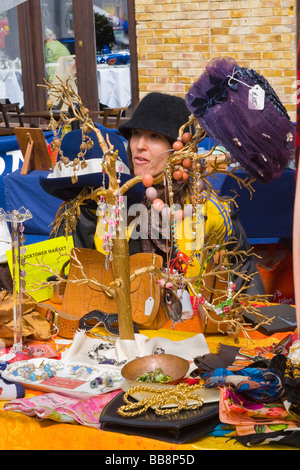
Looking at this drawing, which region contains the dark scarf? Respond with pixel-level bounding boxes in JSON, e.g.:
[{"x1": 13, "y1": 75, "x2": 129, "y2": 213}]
[{"x1": 139, "y1": 201, "x2": 175, "y2": 265}]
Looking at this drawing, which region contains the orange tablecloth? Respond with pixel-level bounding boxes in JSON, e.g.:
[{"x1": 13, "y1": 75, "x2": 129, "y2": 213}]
[{"x1": 0, "y1": 314, "x2": 298, "y2": 451}]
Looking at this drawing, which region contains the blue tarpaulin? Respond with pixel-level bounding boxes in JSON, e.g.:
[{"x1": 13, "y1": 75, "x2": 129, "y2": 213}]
[{"x1": 0, "y1": 131, "x2": 61, "y2": 244}]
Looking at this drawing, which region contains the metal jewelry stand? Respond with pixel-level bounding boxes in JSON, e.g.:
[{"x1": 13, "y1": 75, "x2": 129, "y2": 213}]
[{"x1": 0, "y1": 207, "x2": 32, "y2": 354}]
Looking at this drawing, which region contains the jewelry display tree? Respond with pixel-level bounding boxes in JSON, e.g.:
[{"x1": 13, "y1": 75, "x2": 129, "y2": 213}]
[
  {"x1": 0, "y1": 207, "x2": 32, "y2": 353},
  {"x1": 39, "y1": 78, "x2": 271, "y2": 343}
]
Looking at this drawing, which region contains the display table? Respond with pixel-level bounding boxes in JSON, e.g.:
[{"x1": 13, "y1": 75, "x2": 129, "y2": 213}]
[
  {"x1": 97, "y1": 65, "x2": 131, "y2": 108},
  {"x1": 0, "y1": 312, "x2": 298, "y2": 451},
  {"x1": 0, "y1": 68, "x2": 23, "y2": 109}
]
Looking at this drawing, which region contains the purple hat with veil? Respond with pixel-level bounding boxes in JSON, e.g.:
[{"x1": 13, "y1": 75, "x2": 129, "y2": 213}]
[{"x1": 185, "y1": 57, "x2": 295, "y2": 183}]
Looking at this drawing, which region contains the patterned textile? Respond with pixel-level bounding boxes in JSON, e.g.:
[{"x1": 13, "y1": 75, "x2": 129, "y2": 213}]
[
  {"x1": 193, "y1": 334, "x2": 296, "y2": 375},
  {"x1": 219, "y1": 386, "x2": 296, "y2": 430},
  {"x1": 3, "y1": 390, "x2": 119, "y2": 427},
  {"x1": 235, "y1": 429, "x2": 300, "y2": 447},
  {"x1": 283, "y1": 359, "x2": 300, "y2": 419},
  {"x1": 203, "y1": 367, "x2": 284, "y2": 402}
]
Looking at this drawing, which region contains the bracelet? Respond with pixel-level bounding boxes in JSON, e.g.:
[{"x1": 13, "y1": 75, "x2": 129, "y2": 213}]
[{"x1": 12, "y1": 360, "x2": 58, "y2": 382}]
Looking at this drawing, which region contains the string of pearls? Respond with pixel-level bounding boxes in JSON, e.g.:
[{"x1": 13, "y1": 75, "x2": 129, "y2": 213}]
[{"x1": 196, "y1": 279, "x2": 236, "y2": 317}]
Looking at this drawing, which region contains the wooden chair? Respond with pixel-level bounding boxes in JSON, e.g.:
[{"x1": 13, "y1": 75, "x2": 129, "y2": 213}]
[
  {"x1": 102, "y1": 107, "x2": 127, "y2": 128},
  {"x1": 0, "y1": 128, "x2": 15, "y2": 136},
  {"x1": 0, "y1": 103, "x2": 24, "y2": 128}
]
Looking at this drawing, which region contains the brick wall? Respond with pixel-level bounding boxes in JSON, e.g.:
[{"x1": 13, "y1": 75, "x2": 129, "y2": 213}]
[{"x1": 134, "y1": 0, "x2": 296, "y2": 120}]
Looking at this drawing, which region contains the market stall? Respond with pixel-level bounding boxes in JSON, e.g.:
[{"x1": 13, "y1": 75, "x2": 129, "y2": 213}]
[{"x1": 0, "y1": 58, "x2": 299, "y2": 452}]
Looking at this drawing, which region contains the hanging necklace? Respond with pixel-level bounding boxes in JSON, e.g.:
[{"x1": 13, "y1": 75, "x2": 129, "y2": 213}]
[
  {"x1": 194, "y1": 245, "x2": 236, "y2": 317},
  {"x1": 96, "y1": 160, "x2": 126, "y2": 268}
]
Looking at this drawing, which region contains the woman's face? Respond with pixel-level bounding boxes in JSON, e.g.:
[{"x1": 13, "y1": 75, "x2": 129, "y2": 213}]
[{"x1": 129, "y1": 129, "x2": 172, "y2": 177}]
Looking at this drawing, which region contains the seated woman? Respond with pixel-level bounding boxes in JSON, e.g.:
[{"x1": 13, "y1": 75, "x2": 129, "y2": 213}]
[{"x1": 94, "y1": 92, "x2": 265, "y2": 297}]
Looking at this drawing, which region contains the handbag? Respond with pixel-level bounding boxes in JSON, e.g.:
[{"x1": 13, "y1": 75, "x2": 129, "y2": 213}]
[
  {"x1": 100, "y1": 391, "x2": 220, "y2": 444},
  {"x1": 197, "y1": 260, "x2": 229, "y2": 334},
  {"x1": 60, "y1": 248, "x2": 168, "y2": 331},
  {"x1": 46, "y1": 259, "x2": 70, "y2": 304},
  {"x1": 0, "y1": 290, "x2": 37, "y2": 324},
  {"x1": 0, "y1": 291, "x2": 52, "y2": 346}
]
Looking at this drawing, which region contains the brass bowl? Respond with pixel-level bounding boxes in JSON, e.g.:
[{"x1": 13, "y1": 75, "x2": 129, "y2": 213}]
[{"x1": 121, "y1": 354, "x2": 189, "y2": 385}]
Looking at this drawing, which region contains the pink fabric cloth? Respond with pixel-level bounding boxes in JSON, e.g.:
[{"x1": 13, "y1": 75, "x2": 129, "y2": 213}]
[{"x1": 3, "y1": 390, "x2": 120, "y2": 427}]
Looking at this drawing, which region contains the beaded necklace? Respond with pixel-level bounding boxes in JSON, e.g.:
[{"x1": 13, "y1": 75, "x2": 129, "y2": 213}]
[{"x1": 143, "y1": 150, "x2": 236, "y2": 317}]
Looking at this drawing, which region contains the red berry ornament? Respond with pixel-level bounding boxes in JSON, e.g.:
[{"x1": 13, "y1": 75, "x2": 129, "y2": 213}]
[
  {"x1": 173, "y1": 169, "x2": 183, "y2": 180},
  {"x1": 173, "y1": 140, "x2": 183, "y2": 151},
  {"x1": 153, "y1": 198, "x2": 165, "y2": 211},
  {"x1": 182, "y1": 171, "x2": 189, "y2": 182},
  {"x1": 182, "y1": 132, "x2": 192, "y2": 143},
  {"x1": 142, "y1": 173, "x2": 154, "y2": 187},
  {"x1": 182, "y1": 158, "x2": 193, "y2": 169}
]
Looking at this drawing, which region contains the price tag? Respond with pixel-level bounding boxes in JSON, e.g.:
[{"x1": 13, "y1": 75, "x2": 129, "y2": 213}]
[
  {"x1": 145, "y1": 273, "x2": 155, "y2": 316},
  {"x1": 145, "y1": 296, "x2": 155, "y2": 316},
  {"x1": 248, "y1": 84, "x2": 265, "y2": 110}
]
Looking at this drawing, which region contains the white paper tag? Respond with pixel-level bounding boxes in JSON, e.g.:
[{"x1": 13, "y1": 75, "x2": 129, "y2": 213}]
[
  {"x1": 145, "y1": 296, "x2": 155, "y2": 316},
  {"x1": 0, "y1": 351, "x2": 16, "y2": 362},
  {"x1": 248, "y1": 84, "x2": 265, "y2": 110}
]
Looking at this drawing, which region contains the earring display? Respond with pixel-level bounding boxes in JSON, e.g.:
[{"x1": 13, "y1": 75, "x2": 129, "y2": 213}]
[
  {"x1": 0, "y1": 207, "x2": 32, "y2": 354},
  {"x1": 2, "y1": 358, "x2": 123, "y2": 399}
]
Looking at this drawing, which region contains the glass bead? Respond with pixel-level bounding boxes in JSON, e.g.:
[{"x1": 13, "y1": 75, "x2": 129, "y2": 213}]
[
  {"x1": 145, "y1": 186, "x2": 157, "y2": 201},
  {"x1": 90, "y1": 379, "x2": 99, "y2": 389},
  {"x1": 104, "y1": 377, "x2": 114, "y2": 387}
]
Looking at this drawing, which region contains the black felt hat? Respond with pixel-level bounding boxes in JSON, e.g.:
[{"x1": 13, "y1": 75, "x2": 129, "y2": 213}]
[
  {"x1": 39, "y1": 125, "x2": 145, "y2": 203},
  {"x1": 119, "y1": 92, "x2": 191, "y2": 144}
]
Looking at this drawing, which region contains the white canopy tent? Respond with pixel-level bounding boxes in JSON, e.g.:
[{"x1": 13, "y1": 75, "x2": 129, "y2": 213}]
[{"x1": 0, "y1": 0, "x2": 27, "y2": 15}]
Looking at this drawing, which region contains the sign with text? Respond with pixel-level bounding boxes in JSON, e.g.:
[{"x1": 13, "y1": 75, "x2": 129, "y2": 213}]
[{"x1": 7, "y1": 236, "x2": 74, "y2": 302}]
